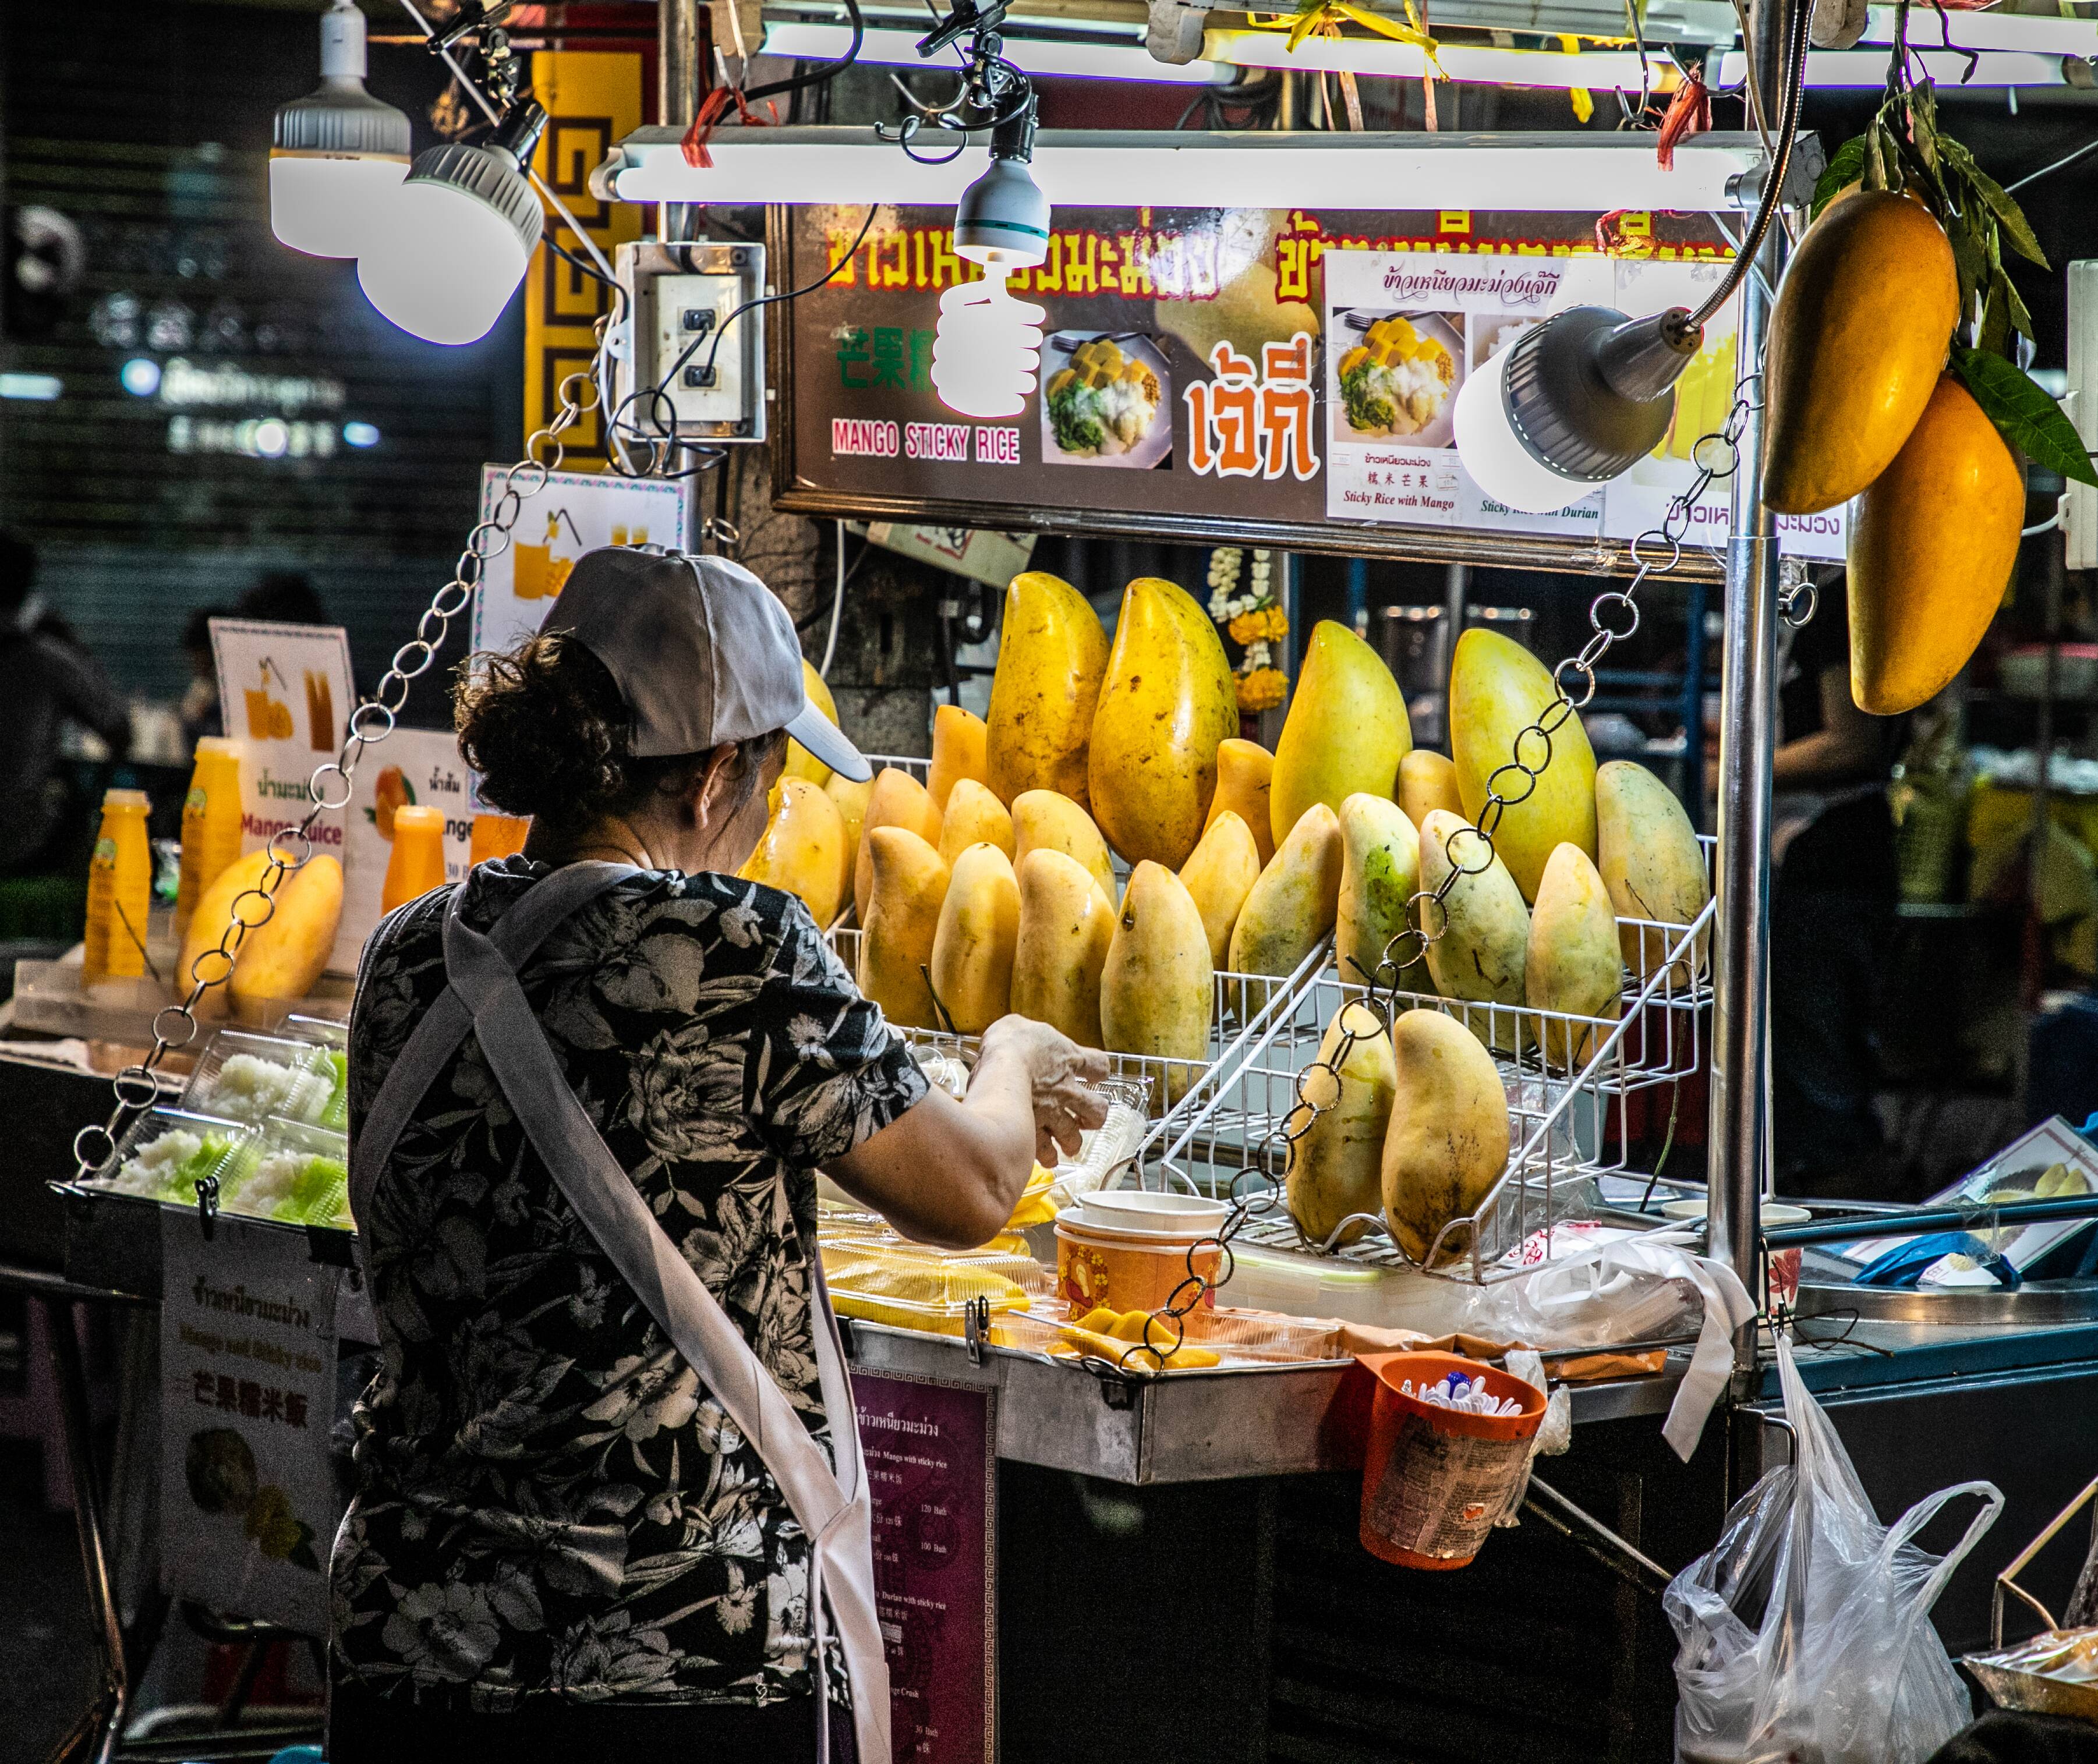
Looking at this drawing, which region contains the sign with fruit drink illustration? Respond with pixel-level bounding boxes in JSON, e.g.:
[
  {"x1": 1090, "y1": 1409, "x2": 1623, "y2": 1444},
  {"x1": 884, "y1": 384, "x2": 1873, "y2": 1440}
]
[
  {"x1": 774, "y1": 204, "x2": 1825, "y2": 572},
  {"x1": 470, "y1": 466, "x2": 695, "y2": 661},
  {"x1": 159, "y1": 1207, "x2": 343, "y2": 1635},
  {"x1": 333, "y1": 727, "x2": 475, "y2": 972},
  {"x1": 210, "y1": 616, "x2": 355, "y2": 879},
  {"x1": 1321, "y1": 249, "x2": 1844, "y2": 559}
]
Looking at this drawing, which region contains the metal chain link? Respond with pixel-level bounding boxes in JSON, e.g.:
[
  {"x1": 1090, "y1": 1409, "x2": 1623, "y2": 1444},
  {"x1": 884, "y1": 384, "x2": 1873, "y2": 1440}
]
[
  {"x1": 1069, "y1": 381, "x2": 1768, "y2": 1376},
  {"x1": 68, "y1": 348, "x2": 608, "y2": 1191}
]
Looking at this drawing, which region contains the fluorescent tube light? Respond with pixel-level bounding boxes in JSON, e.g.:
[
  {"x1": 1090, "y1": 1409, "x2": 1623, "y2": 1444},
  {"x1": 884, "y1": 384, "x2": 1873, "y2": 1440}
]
[
  {"x1": 1204, "y1": 30, "x2": 1679, "y2": 91},
  {"x1": 1715, "y1": 46, "x2": 2068, "y2": 86},
  {"x1": 595, "y1": 127, "x2": 1776, "y2": 214},
  {"x1": 0, "y1": 373, "x2": 62, "y2": 401},
  {"x1": 762, "y1": 22, "x2": 1229, "y2": 83}
]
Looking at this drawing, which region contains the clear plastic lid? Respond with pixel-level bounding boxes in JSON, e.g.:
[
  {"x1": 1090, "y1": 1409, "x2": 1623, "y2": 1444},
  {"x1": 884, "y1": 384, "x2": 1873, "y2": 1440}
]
[
  {"x1": 184, "y1": 1030, "x2": 348, "y2": 1130},
  {"x1": 91, "y1": 1107, "x2": 261, "y2": 1204},
  {"x1": 283, "y1": 1013, "x2": 348, "y2": 1050},
  {"x1": 219, "y1": 1117, "x2": 352, "y2": 1231},
  {"x1": 820, "y1": 1231, "x2": 1050, "y2": 1330}
]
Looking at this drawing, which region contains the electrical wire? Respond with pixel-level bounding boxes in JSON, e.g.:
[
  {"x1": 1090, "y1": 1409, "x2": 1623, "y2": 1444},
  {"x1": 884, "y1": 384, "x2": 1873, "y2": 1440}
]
[
  {"x1": 700, "y1": 202, "x2": 878, "y2": 379},
  {"x1": 2006, "y1": 132, "x2": 2098, "y2": 194},
  {"x1": 1685, "y1": 0, "x2": 1811, "y2": 331},
  {"x1": 742, "y1": 0, "x2": 865, "y2": 103},
  {"x1": 820, "y1": 520, "x2": 849, "y2": 678}
]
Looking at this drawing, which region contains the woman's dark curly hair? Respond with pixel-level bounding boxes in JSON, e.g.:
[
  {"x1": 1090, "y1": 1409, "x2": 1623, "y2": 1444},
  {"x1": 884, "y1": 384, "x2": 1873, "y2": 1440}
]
[{"x1": 455, "y1": 633, "x2": 783, "y2": 837}]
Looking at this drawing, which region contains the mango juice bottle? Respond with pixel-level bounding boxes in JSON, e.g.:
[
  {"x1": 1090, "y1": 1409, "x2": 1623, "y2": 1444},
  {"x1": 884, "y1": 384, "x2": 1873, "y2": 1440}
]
[
  {"x1": 468, "y1": 813, "x2": 529, "y2": 865},
  {"x1": 175, "y1": 737, "x2": 244, "y2": 936},
  {"x1": 83, "y1": 788, "x2": 153, "y2": 984},
  {"x1": 382, "y1": 805, "x2": 448, "y2": 912}
]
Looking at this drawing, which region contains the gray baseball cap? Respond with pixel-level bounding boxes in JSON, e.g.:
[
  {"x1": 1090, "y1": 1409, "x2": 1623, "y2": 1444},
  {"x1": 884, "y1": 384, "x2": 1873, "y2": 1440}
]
[{"x1": 540, "y1": 547, "x2": 870, "y2": 782}]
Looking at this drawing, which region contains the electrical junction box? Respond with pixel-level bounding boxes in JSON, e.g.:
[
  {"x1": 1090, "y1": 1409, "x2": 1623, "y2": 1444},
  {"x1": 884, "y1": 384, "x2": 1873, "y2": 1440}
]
[{"x1": 614, "y1": 240, "x2": 767, "y2": 444}]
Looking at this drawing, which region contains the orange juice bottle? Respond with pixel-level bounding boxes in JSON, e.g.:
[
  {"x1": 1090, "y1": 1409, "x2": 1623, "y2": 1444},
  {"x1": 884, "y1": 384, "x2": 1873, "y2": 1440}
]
[
  {"x1": 469, "y1": 813, "x2": 529, "y2": 865},
  {"x1": 175, "y1": 737, "x2": 244, "y2": 936},
  {"x1": 83, "y1": 789, "x2": 153, "y2": 984},
  {"x1": 382, "y1": 805, "x2": 448, "y2": 912}
]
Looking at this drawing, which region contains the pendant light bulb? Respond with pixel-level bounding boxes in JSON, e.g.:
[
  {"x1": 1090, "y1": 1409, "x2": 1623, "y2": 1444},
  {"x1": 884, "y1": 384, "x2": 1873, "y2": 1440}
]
[
  {"x1": 270, "y1": 0, "x2": 412, "y2": 258},
  {"x1": 1453, "y1": 305, "x2": 1700, "y2": 515},
  {"x1": 932, "y1": 88, "x2": 1050, "y2": 420},
  {"x1": 355, "y1": 102, "x2": 547, "y2": 347}
]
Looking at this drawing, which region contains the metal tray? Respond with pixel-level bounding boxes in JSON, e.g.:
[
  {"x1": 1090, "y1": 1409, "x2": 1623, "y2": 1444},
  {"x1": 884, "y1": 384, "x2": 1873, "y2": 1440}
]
[{"x1": 1791, "y1": 1275, "x2": 2098, "y2": 1327}]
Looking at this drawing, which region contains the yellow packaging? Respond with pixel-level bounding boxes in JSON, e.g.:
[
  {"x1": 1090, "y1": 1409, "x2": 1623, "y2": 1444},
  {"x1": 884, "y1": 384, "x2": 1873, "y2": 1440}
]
[
  {"x1": 383, "y1": 805, "x2": 448, "y2": 913},
  {"x1": 175, "y1": 737, "x2": 244, "y2": 936},
  {"x1": 84, "y1": 789, "x2": 153, "y2": 984}
]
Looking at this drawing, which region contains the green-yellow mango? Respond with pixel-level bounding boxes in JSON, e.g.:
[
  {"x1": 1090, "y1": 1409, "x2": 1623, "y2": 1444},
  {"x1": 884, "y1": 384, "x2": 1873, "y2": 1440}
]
[
  {"x1": 1179, "y1": 810, "x2": 1262, "y2": 972},
  {"x1": 1595, "y1": 760, "x2": 1710, "y2": 985},
  {"x1": 929, "y1": 842, "x2": 1020, "y2": 1034},
  {"x1": 1088, "y1": 576, "x2": 1237, "y2": 868},
  {"x1": 1417, "y1": 808, "x2": 1530, "y2": 1056},
  {"x1": 1336, "y1": 793, "x2": 1420, "y2": 989},
  {"x1": 1285, "y1": 1002, "x2": 1396, "y2": 1248},
  {"x1": 1397, "y1": 750, "x2": 1464, "y2": 834},
  {"x1": 1208, "y1": 739, "x2": 1276, "y2": 868},
  {"x1": 1011, "y1": 789, "x2": 1116, "y2": 903},
  {"x1": 853, "y1": 767, "x2": 943, "y2": 924},
  {"x1": 937, "y1": 778, "x2": 1016, "y2": 868},
  {"x1": 857, "y1": 828, "x2": 950, "y2": 1030},
  {"x1": 1011, "y1": 847, "x2": 1114, "y2": 1047},
  {"x1": 1449, "y1": 626, "x2": 1596, "y2": 903},
  {"x1": 1227, "y1": 803, "x2": 1342, "y2": 1008},
  {"x1": 1382, "y1": 1007, "x2": 1511, "y2": 1264},
  {"x1": 1270, "y1": 620, "x2": 1411, "y2": 850},
  {"x1": 1524, "y1": 842, "x2": 1623, "y2": 1074}
]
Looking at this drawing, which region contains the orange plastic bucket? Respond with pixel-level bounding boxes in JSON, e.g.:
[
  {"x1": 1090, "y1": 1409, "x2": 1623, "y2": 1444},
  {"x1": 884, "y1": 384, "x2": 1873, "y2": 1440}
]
[
  {"x1": 1055, "y1": 1218, "x2": 1221, "y2": 1317},
  {"x1": 1357, "y1": 1351, "x2": 1547, "y2": 1570}
]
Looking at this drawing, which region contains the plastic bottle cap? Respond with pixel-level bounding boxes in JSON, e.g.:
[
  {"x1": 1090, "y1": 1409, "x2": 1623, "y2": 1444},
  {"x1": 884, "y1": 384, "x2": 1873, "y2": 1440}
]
[{"x1": 102, "y1": 788, "x2": 151, "y2": 809}]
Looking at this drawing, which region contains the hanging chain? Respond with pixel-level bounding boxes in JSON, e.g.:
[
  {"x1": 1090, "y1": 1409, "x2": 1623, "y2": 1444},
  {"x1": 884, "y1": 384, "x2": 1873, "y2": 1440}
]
[{"x1": 67, "y1": 345, "x2": 607, "y2": 1188}]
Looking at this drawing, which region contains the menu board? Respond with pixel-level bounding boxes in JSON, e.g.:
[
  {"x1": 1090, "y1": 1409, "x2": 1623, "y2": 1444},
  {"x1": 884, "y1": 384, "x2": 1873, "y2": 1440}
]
[{"x1": 773, "y1": 204, "x2": 1844, "y2": 573}]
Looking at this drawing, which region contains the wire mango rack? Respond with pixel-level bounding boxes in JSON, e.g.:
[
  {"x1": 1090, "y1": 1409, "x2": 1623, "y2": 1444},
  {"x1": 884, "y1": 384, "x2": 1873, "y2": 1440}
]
[{"x1": 1149, "y1": 836, "x2": 1719, "y2": 1286}]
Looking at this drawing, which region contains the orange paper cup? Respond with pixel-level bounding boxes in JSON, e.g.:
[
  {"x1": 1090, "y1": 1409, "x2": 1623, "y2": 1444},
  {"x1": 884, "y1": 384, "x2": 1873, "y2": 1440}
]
[{"x1": 1055, "y1": 1218, "x2": 1222, "y2": 1318}]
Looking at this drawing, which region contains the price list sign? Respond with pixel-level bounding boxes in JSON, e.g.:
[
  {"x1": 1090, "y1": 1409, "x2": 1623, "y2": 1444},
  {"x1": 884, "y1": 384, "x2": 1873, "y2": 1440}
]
[{"x1": 854, "y1": 1373, "x2": 997, "y2": 1764}]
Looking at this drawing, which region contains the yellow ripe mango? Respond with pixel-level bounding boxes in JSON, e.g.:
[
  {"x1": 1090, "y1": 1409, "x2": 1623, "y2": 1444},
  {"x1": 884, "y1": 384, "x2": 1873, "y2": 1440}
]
[
  {"x1": 1208, "y1": 738, "x2": 1276, "y2": 868},
  {"x1": 179, "y1": 846, "x2": 345, "y2": 1015},
  {"x1": 1847, "y1": 374, "x2": 2024, "y2": 717},
  {"x1": 740, "y1": 776, "x2": 848, "y2": 926},
  {"x1": 825, "y1": 772, "x2": 875, "y2": 917},
  {"x1": 1382, "y1": 1007, "x2": 1510, "y2": 1265},
  {"x1": 784, "y1": 658, "x2": 840, "y2": 787},
  {"x1": 1179, "y1": 810, "x2": 1262, "y2": 972},
  {"x1": 1336, "y1": 794, "x2": 1420, "y2": 990},
  {"x1": 1397, "y1": 750, "x2": 1464, "y2": 835},
  {"x1": 1011, "y1": 848, "x2": 1114, "y2": 1047},
  {"x1": 852, "y1": 767, "x2": 943, "y2": 924},
  {"x1": 938, "y1": 778, "x2": 1016, "y2": 867},
  {"x1": 1449, "y1": 626, "x2": 1596, "y2": 903},
  {"x1": 1227, "y1": 803, "x2": 1342, "y2": 998},
  {"x1": 1595, "y1": 760, "x2": 1709, "y2": 985},
  {"x1": 1011, "y1": 789, "x2": 1116, "y2": 903},
  {"x1": 1285, "y1": 1001, "x2": 1397, "y2": 1248},
  {"x1": 1269, "y1": 620, "x2": 1411, "y2": 850},
  {"x1": 1418, "y1": 808, "x2": 1530, "y2": 1056},
  {"x1": 928, "y1": 703, "x2": 990, "y2": 814},
  {"x1": 858, "y1": 827, "x2": 950, "y2": 1030},
  {"x1": 1763, "y1": 191, "x2": 1960, "y2": 516},
  {"x1": 986, "y1": 571, "x2": 1110, "y2": 809},
  {"x1": 1100, "y1": 860, "x2": 1212, "y2": 1106},
  {"x1": 1524, "y1": 842, "x2": 1623, "y2": 1074},
  {"x1": 1088, "y1": 576, "x2": 1237, "y2": 868},
  {"x1": 929, "y1": 842, "x2": 1021, "y2": 1034}
]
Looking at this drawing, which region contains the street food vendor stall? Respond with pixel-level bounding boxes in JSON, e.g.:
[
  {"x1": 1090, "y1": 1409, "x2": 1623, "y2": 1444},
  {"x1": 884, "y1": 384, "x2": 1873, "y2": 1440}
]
[{"x1": 10, "y1": 0, "x2": 2098, "y2": 1758}]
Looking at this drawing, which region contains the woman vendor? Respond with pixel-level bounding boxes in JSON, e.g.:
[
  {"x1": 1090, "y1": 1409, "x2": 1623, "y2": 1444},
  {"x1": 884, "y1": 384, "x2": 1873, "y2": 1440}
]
[{"x1": 329, "y1": 547, "x2": 1107, "y2": 1763}]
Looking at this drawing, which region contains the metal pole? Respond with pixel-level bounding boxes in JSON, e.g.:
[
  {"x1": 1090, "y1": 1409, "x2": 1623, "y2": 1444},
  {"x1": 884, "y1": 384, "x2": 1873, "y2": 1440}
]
[
  {"x1": 659, "y1": 0, "x2": 703, "y2": 243},
  {"x1": 1708, "y1": 0, "x2": 1789, "y2": 1380},
  {"x1": 45, "y1": 1297, "x2": 128, "y2": 1764}
]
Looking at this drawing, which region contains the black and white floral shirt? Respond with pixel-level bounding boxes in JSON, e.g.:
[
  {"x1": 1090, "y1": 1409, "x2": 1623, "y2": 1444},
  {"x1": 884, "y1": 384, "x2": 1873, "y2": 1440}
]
[{"x1": 330, "y1": 858, "x2": 927, "y2": 1712}]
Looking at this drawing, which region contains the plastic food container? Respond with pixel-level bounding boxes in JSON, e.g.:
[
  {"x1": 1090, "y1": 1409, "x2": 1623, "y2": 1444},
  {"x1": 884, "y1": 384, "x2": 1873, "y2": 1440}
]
[
  {"x1": 1055, "y1": 1214, "x2": 1225, "y2": 1316},
  {"x1": 1073, "y1": 1189, "x2": 1232, "y2": 1235},
  {"x1": 1356, "y1": 1351, "x2": 1547, "y2": 1571},
  {"x1": 184, "y1": 1030, "x2": 348, "y2": 1130},
  {"x1": 93, "y1": 1107, "x2": 261, "y2": 1206},
  {"x1": 821, "y1": 1233, "x2": 1049, "y2": 1337},
  {"x1": 224, "y1": 1117, "x2": 352, "y2": 1230}
]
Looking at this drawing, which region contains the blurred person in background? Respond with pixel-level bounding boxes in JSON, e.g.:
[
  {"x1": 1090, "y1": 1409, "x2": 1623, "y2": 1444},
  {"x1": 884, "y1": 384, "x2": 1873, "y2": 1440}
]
[
  {"x1": 1768, "y1": 569, "x2": 1911, "y2": 1196},
  {"x1": 238, "y1": 569, "x2": 330, "y2": 627},
  {"x1": 0, "y1": 529, "x2": 132, "y2": 878},
  {"x1": 179, "y1": 604, "x2": 232, "y2": 750}
]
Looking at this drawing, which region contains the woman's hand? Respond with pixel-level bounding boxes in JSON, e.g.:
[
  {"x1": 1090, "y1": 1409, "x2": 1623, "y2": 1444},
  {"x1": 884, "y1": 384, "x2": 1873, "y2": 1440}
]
[
  {"x1": 827, "y1": 1018, "x2": 1110, "y2": 1249},
  {"x1": 973, "y1": 1015, "x2": 1110, "y2": 1165}
]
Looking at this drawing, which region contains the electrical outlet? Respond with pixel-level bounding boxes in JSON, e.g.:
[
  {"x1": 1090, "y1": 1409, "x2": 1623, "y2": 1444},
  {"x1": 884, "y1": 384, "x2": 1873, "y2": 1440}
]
[{"x1": 613, "y1": 242, "x2": 766, "y2": 443}]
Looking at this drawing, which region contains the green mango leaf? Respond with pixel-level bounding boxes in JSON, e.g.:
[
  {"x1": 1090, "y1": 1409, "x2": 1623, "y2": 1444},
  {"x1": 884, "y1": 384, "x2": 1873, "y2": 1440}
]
[
  {"x1": 1978, "y1": 284, "x2": 2011, "y2": 359},
  {"x1": 1952, "y1": 343, "x2": 2097, "y2": 486},
  {"x1": 1866, "y1": 126, "x2": 1889, "y2": 191},
  {"x1": 1965, "y1": 157, "x2": 2049, "y2": 270},
  {"x1": 1813, "y1": 135, "x2": 1867, "y2": 218},
  {"x1": 1994, "y1": 264, "x2": 2035, "y2": 342}
]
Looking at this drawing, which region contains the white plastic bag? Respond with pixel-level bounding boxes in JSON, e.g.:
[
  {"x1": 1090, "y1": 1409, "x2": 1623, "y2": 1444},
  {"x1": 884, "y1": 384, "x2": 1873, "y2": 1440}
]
[{"x1": 1665, "y1": 1335, "x2": 2003, "y2": 1764}]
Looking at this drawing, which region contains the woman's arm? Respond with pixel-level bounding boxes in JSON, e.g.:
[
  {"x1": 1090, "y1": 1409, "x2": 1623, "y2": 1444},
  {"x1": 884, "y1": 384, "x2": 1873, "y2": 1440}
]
[
  {"x1": 826, "y1": 1016, "x2": 1109, "y2": 1250},
  {"x1": 1772, "y1": 664, "x2": 1885, "y2": 787}
]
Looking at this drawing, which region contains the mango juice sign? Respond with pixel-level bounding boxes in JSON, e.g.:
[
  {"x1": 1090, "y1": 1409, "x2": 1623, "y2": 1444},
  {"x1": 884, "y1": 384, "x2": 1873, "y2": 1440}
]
[
  {"x1": 775, "y1": 206, "x2": 1844, "y2": 564},
  {"x1": 334, "y1": 727, "x2": 474, "y2": 973},
  {"x1": 210, "y1": 616, "x2": 354, "y2": 870}
]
